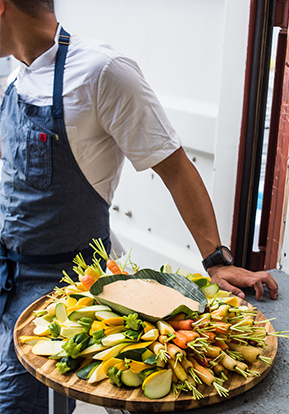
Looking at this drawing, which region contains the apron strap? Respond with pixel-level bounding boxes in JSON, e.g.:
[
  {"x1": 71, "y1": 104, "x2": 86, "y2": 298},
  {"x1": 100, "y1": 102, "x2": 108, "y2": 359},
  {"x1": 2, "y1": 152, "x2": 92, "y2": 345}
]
[
  {"x1": 0, "y1": 237, "x2": 110, "y2": 320},
  {"x1": 52, "y1": 27, "x2": 71, "y2": 119},
  {"x1": 0, "y1": 245, "x2": 14, "y2": 319}
]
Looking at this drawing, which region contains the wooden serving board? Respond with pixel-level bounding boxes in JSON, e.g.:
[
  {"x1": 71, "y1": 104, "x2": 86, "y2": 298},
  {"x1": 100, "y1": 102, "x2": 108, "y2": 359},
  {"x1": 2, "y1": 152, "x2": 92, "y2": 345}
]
[{"x1": 14, "y1": 295, "x2": 278, "y2": 412}]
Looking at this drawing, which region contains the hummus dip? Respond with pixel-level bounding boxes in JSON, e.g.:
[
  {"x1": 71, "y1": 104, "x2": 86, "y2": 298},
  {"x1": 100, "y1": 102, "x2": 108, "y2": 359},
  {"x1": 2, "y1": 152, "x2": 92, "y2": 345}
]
[{"x1": 98, "y1": 279, "x2": 200, "y2": 318}]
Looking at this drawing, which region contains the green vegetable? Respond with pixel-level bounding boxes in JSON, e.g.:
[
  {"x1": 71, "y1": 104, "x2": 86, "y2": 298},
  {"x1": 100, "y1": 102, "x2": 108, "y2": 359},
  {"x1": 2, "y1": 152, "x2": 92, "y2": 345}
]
[
  {"x1": 48, "y1": 322, "x2": 60, "y2": 338},
  {"x1": 123, "y1": 314, "x2": 145, "y2": 331},
  {"x1": 138, "y1": 367, "x2": 158, "y2": 381},
  {"x1": 62, "y1": 332, "x2": 90, "y2": 359},
  {"x1": 124, "y1": 329, "x2": 142, "y2": 341},
  {"x1": 121, "y1": 369, "x2": 143, "y2": 387},
  {"x1": 92, "y1": 329, "x2": 106, "y2": 344},
  {"x1": 78, "y1": 317, "x2": 93, "y2": 333},
  {"x1": 107, "y1": 366, "x2": 123, "y2": 387},
  {"x1": 56, "y1": 356, "x2": 81, "y2": 374},
  {"x1": 76, "y1": 361, "x2": 101, "y2": 380}
]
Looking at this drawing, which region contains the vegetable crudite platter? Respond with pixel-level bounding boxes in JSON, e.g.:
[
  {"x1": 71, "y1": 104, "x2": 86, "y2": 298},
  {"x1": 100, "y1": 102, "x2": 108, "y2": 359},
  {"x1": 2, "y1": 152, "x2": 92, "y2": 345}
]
[{"x1": 14, "y1": 238, "x2": 288, "y2": 412}]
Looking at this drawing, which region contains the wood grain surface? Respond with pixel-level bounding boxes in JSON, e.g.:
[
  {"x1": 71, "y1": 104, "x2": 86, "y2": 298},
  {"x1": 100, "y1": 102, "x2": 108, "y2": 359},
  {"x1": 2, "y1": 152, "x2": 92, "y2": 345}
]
[{"x1": 14, "y1": 295, "x2": 278, "y2": 412}]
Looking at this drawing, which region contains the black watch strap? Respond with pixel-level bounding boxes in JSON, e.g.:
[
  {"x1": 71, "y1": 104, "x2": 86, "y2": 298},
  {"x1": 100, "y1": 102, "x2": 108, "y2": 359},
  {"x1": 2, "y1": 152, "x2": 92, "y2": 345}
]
[{"x1": 202, "y1": 246, "x2": 233, "y2": 271}]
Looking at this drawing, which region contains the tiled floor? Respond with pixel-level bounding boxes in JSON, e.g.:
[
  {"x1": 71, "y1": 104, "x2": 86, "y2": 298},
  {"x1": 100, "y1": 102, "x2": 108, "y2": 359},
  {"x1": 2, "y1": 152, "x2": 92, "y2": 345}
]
[{"x1": 74, "y1": 401, "x2": 108, "y2": 414}]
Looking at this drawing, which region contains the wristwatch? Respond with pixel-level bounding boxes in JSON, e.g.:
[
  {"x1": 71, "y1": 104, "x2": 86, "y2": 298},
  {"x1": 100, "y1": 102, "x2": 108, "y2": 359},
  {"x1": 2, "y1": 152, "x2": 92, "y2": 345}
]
[{"x1": 202, "y1": 246, "x2": 234, "y2": 271}]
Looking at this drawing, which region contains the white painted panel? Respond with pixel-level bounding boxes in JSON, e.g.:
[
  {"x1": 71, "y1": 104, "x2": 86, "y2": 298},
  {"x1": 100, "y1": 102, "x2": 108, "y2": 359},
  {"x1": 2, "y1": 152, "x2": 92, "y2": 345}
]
[{"x1": 54, "y1": 0, "x2": 250, "y2": 272}]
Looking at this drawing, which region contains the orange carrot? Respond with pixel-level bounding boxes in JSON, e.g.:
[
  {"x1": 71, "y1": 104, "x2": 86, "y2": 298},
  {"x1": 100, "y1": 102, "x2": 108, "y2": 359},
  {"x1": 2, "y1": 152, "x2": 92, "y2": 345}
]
[
  {"x1": 191, "y1": 318, "x2": 211, "y2": 329},
  {"x1": 172, "y1": 332, "x2": 189, "y2": 349},
  {"x1": 81, "y1": 274, "x2": 95, "y2": 290},
  {"x1": 211, "y1": 322, "x2": 232, "y2": 334},
  {"x1": 177, "y1": 330, "x2": 200, "y2": 342},
  {"x1": 91, "y1": 238, "x2": 129, "y2": 275},
  {"x1": 188, "y1": 357, "x2": 216, "y2": 386},
  {"x1": 169, "y1": 319, "x2": 194, "y2": 330},
  {"x1": 106, "y1": 259, "x2": 123, "y2": 275},
  {"x1": 199, "y1": 331, "x2": 216, "y2": 343},
  {"x1": 167, "y1": 343, "x2": 186, "y2": 360},
  {"x1": 158, "y1": 335, "x2": 168, "y2": 344}
]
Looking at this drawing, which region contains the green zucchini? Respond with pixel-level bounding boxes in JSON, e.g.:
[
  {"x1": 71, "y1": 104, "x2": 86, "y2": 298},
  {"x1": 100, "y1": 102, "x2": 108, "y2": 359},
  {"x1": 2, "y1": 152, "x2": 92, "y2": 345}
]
[
  {"x1": 76, "y1": 361, "x2": 101, "y2": 380},
  {"x1": 201, "y1": 283, "x2": 220, "y2": 298},
  {"x1": 121, "y1": 369, "x2": 143, "y2": 387}
]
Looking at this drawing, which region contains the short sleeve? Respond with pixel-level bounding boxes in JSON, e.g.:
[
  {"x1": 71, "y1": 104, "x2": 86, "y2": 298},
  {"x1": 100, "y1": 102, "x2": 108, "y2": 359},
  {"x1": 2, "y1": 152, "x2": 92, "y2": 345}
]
[{"x1": 96, "y1": 56, "x2": 181, "y2": 171}]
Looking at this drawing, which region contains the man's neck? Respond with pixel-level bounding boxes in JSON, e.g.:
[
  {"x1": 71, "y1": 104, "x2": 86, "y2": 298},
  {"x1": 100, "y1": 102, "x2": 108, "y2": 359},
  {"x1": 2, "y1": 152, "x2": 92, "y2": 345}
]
[
  {"x1": 14, "y1": 17, "x2": 58, "y2": 66},
  {"x1": 4, "y1": 1, "x2": 58, "y2": 66}
]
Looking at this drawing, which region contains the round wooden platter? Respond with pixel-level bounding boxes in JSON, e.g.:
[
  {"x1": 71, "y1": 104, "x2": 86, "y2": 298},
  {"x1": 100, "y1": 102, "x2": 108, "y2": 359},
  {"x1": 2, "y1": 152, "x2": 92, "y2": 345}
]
[{"x1": 14, "y1": 295, "x2": 278, "y2": 412}]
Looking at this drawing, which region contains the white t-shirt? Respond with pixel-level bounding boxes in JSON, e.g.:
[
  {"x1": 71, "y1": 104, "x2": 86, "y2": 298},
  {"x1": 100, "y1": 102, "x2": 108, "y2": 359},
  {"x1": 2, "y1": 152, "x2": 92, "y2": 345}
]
[{"x1": 12, "y1": 25, "x2": 181, "y2": 205}]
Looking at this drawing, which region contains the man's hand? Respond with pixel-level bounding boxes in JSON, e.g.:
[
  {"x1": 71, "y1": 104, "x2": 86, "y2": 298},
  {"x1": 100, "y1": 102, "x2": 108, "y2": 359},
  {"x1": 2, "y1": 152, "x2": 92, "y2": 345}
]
[{"x1": 207, "y1": 265, "x2": 279, "y2": 301}]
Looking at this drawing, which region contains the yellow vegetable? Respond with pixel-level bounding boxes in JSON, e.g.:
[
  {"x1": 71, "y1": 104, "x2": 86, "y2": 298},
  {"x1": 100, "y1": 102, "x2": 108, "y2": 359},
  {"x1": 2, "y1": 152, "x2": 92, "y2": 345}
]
[
  {"x1": 121, "y1": 341, "x2": 154, "y2": 352},
  {"x1": 101, "y1": 357, "x2": 123, "y2": 375},
  {"x1": 20, "y1": 336, "x2": 51, "y2": 345},
  {"x1": 89, "y1": 320, "x2": 105, "y2": 335},
  {"x1": 127, "y1": 360, "x2": 154, "y2": 374},
  {"x1": 140, "y1": 329, "x2": 159, "y2": 341},
  {"x1": 104, "y1": 317, "x2": 124, "y2": 326},
  {"x1": 104, "y1": 325, "x2": 126, "y2": 336},
  {"x1": 66, "y1": 296, "x2": 78, "y2": 308},
  {"x1": 33, "y1": 326, "x2": 50, "y2": 336},
  {"x1": 77, "y1": 297, "x2": 94, "y2": 307},
  {"x1": 143, "y1": 321, "x2": 155, "y2": 333},
  {"x1": 66, "y1": 305, "x2": 86, "y2": 314}
]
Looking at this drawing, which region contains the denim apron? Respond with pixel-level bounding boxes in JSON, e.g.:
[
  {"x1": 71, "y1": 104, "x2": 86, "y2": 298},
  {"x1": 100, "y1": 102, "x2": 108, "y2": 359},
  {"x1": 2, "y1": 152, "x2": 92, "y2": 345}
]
[{"x1": 0, "y1": 28, "x2": 110, "y2": 413}]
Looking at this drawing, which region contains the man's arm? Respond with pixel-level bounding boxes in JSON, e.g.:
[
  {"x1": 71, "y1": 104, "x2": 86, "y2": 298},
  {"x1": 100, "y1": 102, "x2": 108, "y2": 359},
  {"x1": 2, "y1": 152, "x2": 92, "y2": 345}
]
[{"x1": 152, "y1": 147, "x2": 278, "y2": 300}]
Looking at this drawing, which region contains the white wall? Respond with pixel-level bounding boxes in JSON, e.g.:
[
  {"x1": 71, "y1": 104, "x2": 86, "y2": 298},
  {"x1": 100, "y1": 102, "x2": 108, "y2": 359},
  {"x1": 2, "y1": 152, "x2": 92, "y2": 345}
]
[{"x1": 55, "y1": 1, "x2": 251, "y2": 273}]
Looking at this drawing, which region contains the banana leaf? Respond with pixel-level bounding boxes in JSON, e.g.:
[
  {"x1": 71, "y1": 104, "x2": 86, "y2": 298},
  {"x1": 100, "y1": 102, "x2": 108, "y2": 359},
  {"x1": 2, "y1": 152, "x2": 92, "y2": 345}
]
[{"x1": 90, "y1": 269, "x2": 207, "y2": 322}]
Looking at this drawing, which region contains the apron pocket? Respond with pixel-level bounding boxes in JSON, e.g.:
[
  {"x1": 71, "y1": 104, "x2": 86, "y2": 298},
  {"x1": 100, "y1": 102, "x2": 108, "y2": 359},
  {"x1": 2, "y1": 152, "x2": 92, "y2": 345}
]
[{"x1": 25, "y1": 129, "x2": 52, "y2": 189}]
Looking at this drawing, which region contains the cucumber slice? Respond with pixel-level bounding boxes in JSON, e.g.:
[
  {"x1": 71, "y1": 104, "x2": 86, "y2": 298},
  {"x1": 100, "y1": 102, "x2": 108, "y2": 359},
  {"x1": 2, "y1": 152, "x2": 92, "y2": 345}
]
[
  {"x1": 60, "y1": 326, "x2": 85, "y2": 339},
  {"x1": 142, "y1": 369, "x2": 172, "y2": 399},
  {"x1": 33, "y1": 317, "x2": 50, "y2": 327},
  {"x1": 94, "y1": 310, "x2": 121, "y2": 321},
  {"x1": 101, "y1": 333, "x2": 127, "y2": 347},
  {"x1": 78, "y1": 343, "x2": 107, "y2": 357},
  {"x1": 176, "y1": 267, "x2": 187, "y2": 277},
  {"x1": 55, "y1": 303, "x2": 67, "y2": 323},
  {"x1": 32, "y1": 340, "x2": 65, "y2": 356},
  {"x1": 68, "y1": 305, "x2": 111, "y2": 321},
  {"x1": 201, "y1": 283, "x2": 220, "y2": 298},
  {"x1": 92, "y1": 343, "x2": 129, "y2": 361},
  {"x1": 121, "y1": 369, "x2": 143, "y2": 387}
]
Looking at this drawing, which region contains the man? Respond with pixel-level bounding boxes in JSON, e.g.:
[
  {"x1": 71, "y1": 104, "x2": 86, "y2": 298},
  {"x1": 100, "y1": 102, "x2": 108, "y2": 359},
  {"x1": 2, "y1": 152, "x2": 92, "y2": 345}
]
[{"x1": 0, "y1": 0, "x2": 278, "y2": 413}]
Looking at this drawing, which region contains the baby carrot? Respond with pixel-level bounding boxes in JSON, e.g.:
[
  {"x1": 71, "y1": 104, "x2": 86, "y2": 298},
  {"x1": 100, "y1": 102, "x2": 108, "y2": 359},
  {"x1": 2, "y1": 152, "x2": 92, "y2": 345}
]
[
  {"x1": 204, "y1": 345, "x2": 223, "y2": 358},
  {"x1": 80, "y1": 274, "x2": 95, "y2": 290},
  {"x1": 210, "y1": 322, "x2": 232, "y2": 334},
  {"x1": 188, "y1": 357, "x2": 229, "y2": 397},
  {"x1": 171, "y1": 332, "x2": 189, "y2": 349},
  {"x1": 169, "y1": 319, "x2": 194, "y2": 330},
  {"x1": 167, "y1": 343, "x2": 186, "y2": 361},
  {"x1": 199, "y1": 331, "x2": 216, "y2": 343},
  {"x1": 177, "y1": 330, "x2": 200, "y2": 342},
  {"x1": 214, "y1": 339, "x2": 229, "y2": 351}
]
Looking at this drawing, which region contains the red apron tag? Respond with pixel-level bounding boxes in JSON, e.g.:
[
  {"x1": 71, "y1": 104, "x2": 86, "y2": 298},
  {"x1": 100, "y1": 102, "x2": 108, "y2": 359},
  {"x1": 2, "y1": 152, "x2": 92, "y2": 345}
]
[{"x1": 39, "y1": 133, "x2": 47, "y2": 142}]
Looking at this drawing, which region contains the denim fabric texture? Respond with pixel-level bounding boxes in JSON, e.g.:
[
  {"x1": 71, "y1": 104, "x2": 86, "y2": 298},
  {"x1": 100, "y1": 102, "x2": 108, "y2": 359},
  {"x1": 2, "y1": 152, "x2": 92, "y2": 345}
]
[{"x1": 0, "y1": 28, "x2": 110, "y2": 414}]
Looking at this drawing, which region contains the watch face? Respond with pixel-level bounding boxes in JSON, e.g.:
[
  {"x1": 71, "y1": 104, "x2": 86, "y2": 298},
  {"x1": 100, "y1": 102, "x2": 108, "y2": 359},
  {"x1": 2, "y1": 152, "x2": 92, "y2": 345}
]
[{"x1": 220, "y1": 246, "x2": 233, "y2": 263}]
